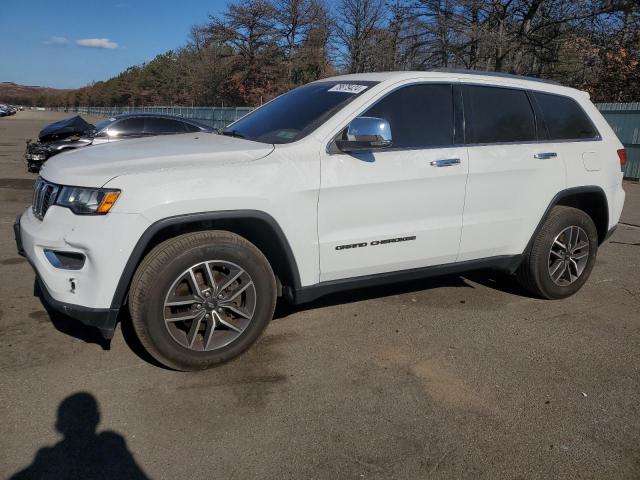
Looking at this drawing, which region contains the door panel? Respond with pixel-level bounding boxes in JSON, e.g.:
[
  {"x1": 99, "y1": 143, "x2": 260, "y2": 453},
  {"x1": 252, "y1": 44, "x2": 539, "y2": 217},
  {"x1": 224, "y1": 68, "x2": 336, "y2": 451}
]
[
  {"x1": 318, "y1": 82, "x2": 469, "y2": 282},
  {"x1": 458, "y1": 144, "x2": 565, "y2": 260},
  {"x1": 318, "y1": 147, "x2": 469, "y2": 281},
  {"x1": 457, "y1": 85, "x2": 566, "y2": 261}
]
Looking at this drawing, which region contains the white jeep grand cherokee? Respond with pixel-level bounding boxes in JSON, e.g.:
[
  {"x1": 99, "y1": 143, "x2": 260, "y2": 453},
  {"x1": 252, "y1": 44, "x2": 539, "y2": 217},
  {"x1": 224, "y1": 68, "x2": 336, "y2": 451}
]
[{"x1": 15, "y1": 71, "x2": 626, "y2": 370}]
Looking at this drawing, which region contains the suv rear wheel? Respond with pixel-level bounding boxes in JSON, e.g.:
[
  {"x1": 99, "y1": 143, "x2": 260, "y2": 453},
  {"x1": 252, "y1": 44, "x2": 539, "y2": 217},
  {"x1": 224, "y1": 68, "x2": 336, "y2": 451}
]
[
  {"x1": 128, "y1": 231, "x2": 277, "y2": 370},
  {"x1": 517, "y1": 206, "x2": 598, "y2": 299}
]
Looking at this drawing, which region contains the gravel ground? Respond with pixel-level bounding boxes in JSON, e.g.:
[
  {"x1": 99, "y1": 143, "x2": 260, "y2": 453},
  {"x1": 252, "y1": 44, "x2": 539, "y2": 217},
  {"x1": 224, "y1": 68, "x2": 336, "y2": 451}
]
[{"x1": 1, "y1": 111, "x2": 639, "y2": 479}]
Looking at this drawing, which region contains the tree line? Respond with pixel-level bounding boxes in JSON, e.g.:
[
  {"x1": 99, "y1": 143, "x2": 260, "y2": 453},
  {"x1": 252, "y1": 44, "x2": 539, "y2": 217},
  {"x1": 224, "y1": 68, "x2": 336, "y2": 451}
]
[{"x1": 32, "y1": 0, "x2": 640, "y2": 107}]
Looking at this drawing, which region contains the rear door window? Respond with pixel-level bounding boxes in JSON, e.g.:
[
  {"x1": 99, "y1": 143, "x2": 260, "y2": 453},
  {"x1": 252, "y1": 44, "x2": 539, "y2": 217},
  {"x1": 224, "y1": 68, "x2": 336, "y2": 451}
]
[
  {"x1": 463, "y1": 85, "x2": 536, "y2": 144},
  {"x1": 533, "y1": 92, "x2": 599, "y2": 140},
  {"x1": 363, "y1": 83, "x2": 454, "y2": 149}
]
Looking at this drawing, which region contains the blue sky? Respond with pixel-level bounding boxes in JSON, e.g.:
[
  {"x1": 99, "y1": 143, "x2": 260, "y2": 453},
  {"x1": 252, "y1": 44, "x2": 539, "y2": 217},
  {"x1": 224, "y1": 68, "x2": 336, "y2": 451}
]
[{"x1": 0, "y1": 0, "x2": 227, "y2": 88}]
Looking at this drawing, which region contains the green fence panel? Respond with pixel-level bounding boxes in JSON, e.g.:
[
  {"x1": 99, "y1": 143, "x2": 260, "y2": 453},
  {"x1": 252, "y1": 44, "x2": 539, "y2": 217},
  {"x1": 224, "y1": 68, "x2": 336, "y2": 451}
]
[{"x1": 597, "y1": 103, "x2": 640, "y2": 180}]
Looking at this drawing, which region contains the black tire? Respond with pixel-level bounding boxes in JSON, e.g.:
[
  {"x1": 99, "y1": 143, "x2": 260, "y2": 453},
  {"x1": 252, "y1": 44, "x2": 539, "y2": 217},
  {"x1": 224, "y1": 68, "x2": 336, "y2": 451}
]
[
  {"x1": 517, "y1": 206, "x2": 598, "y2": 299},
  {"x1": 128, "y1": 231, "x2": 276, "y2": 371}
]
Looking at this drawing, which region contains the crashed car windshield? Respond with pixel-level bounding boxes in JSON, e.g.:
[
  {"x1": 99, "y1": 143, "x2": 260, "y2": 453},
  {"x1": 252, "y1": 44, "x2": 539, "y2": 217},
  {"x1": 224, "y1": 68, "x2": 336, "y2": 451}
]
[{"x1": 222, "y1": 81, "x2": 378, "y2": 144}]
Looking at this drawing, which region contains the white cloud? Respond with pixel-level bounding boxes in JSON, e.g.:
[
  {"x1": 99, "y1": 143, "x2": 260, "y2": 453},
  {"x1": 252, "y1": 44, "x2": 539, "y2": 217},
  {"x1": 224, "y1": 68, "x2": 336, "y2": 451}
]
[
  {"x1": 44, "y1": 36, "x2": 69, "y2": 46},
  {"x1": 76, "y1": 38, "x2": 118, "y2": 49}
]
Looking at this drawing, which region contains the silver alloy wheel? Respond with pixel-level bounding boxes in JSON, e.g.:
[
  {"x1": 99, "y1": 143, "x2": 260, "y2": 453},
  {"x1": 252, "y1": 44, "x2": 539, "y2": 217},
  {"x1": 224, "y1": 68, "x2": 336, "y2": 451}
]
[
  {"x1": 548, "y1": 226, "x2": 590, "y2": 286},
  {"x1": 163, "y1": 260, "x2": 256, "y2": 351}
]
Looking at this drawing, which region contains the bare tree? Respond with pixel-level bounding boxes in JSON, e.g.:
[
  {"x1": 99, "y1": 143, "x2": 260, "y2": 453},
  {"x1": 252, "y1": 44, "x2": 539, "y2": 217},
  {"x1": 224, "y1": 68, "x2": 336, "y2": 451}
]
[
  {"x1": 335, "y1": 0, "x2": 387, "y2": 72},
  {"x1": 40, "y1": 0, "x2": 640, "y2": 107}
]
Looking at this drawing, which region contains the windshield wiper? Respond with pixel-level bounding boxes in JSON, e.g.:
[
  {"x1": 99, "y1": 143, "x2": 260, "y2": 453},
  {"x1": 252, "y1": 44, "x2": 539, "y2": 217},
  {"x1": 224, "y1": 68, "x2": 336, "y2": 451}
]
[{"x1": 221, "y1": 129, "x2": 246, "y2": 139}]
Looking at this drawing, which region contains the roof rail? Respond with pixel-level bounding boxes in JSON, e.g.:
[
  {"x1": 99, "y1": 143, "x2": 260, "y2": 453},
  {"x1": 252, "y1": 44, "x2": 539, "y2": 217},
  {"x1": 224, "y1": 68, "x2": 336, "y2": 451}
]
[{"x1": 430, "y1": 68, "x2": 560, "y2": 86}]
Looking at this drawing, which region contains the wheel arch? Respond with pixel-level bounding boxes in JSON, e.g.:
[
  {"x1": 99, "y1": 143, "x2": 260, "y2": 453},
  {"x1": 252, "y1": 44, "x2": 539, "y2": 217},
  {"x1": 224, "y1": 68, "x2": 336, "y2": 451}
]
[
  {"x1": 110, "y1": 210, "x2": 302, "y2": 309},
  {"x1": 525, "y1": 186, "x2": 609, "y2": 254}
]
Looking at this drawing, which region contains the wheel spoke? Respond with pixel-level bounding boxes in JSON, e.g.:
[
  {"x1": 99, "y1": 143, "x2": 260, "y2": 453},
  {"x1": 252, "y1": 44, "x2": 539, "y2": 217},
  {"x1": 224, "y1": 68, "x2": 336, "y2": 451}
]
[
  {"x1": 203, "y1": 262, "x2": 219, "y2": 295},
  {"x1": 218, "y1": 268, "x2": 244, "y2": 295},
  {"x1": 572, "y1": 240, "x2": 588, "y2": 253},
  {"x1": 186, "y1": 312, "x2": 205, "y2": 348},
  {"x1": 549, "y1": 259, "x2": 565, "y2": 278},
  {"x1": 165, "y1": 296, "x2": 200, "y2": 307},
  {"x1": 165, "y1": 310, "x2": 201, "y2": 323},
  {"x1": 187, "y1": 268, "x2": 202, "y2": 296},
  {"x1": 558, "y1": 262, "x2": 569, "y2": 282},
  {"x1": 566, "y1": 227, "x2": 574, "y2": 251},
  {"x1": 214, "y1": 311, "x2": 243, "y2": 333},
  {"x1": 569, "y1": 258, "x2": 580, "y2": 275},
  {"x1": 225, "y1": 281, "x2": 254, "y2": 302},
  {"x1": 220, "y1": 303, "x2": 252, "y2": 319},
  {"x1": 567, "y1": 262, "x2": 576, "y2": 282},
  {"x1": 202, "y1": 315, "x2": 217, "y2": 350},
  {"x1": 549, "y1": 248, "x2": 563, "y2": 259},
  {"x1": 553, "y1": 239, "x2": 567, "y2": 251}
]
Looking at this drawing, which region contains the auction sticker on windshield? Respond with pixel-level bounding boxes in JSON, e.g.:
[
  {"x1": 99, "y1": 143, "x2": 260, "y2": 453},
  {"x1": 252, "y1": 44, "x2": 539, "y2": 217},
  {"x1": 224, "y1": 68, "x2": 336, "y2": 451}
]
[{"x1": 327, "y1": 84, "x2": 369, "y2": 94}]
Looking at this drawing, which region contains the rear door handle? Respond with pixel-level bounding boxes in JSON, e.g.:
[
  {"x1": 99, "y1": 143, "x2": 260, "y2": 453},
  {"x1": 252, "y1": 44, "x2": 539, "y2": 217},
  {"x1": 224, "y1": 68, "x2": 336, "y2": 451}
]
[
  {"x1": 430, "y1": 158, "x2": 461, "y2": 167},
  {"x1": 534, "y1": 152, "x2": 558, "y2": 159}
]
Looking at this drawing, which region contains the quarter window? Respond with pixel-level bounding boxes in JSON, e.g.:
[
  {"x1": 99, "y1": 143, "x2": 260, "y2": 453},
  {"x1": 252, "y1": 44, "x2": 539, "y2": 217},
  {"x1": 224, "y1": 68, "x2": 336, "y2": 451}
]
[
  {"x1": 534, "y1": 92, "x2": 599, "y2": 140},
  {"x1": 463, "y1": 86, "x2": 536, "y2": 144},
  {"x1": 362, "y1": 84, "x2": 454, "y2": 149}
]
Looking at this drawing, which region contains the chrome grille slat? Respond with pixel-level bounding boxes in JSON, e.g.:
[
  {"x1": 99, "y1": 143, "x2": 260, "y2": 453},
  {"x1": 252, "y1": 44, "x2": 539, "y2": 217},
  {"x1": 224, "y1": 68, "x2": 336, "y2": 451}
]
[{"x1": 32, "y1": 178, "x2": 60, "y2": 220}]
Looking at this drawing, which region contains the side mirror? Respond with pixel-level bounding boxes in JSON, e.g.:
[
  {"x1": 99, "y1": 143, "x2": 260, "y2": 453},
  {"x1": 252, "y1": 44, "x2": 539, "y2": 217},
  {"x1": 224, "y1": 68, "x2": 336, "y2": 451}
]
[{"x1": 334, "y1": 117, "x2": 392, "y2": 153}]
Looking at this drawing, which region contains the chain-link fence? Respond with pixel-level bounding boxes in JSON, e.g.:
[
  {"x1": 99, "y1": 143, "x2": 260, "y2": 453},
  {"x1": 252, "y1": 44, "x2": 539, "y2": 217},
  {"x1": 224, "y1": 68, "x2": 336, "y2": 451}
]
[
  {"x1": 48, "y1": 103, "x2": 639, "y2": 180},
  {"x1": 48, "y1": 106, "x2": 255, "y2": 131}
]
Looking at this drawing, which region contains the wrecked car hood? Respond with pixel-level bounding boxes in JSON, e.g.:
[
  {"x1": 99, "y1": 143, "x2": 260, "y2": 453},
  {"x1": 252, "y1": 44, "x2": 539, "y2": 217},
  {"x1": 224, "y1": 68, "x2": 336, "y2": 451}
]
[
  {"x1": 40, "y1": 132, "x2": 274, "y2": 187},
  {"x1": 39, "y1": 115, "x2": 94, "y2": 142}
]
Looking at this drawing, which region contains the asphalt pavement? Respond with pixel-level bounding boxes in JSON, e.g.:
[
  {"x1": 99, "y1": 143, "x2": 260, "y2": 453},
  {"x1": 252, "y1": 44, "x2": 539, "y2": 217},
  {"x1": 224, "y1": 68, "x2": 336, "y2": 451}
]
[{"x1": 1, "y1": 111, "x2": 639, "y2": 479}]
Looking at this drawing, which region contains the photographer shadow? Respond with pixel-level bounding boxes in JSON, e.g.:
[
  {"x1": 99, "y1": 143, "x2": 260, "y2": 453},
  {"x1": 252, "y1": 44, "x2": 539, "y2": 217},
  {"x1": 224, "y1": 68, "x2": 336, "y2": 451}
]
[{"x1": 10, "y1": 392, "x2": 149, "y2": 480}]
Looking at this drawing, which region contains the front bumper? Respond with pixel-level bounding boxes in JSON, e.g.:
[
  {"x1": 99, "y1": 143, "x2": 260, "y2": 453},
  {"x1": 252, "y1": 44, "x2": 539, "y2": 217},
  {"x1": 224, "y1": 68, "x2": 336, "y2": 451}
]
[{"x1": 15, "y1": 208, "x2": 149, "y2": 338}]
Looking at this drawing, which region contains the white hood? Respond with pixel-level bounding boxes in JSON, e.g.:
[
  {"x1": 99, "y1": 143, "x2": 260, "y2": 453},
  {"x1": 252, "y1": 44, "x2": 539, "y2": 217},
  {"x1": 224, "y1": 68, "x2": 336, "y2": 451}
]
[{"x1": 40, "y1": 133, "x2": 274, "y2": 187}]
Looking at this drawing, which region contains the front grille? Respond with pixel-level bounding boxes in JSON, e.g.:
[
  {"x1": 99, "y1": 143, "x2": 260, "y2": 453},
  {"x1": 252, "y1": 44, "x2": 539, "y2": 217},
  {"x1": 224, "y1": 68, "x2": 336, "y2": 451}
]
[{"x1": 32, "y1": 177, "x2": 60, "y2": 220}]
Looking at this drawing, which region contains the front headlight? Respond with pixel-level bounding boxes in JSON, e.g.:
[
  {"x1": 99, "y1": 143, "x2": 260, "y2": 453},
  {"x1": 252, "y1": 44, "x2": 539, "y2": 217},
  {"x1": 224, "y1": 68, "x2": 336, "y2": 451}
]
[{"x1": 56, "y1": 186, "x2": 120, "y2": 215}]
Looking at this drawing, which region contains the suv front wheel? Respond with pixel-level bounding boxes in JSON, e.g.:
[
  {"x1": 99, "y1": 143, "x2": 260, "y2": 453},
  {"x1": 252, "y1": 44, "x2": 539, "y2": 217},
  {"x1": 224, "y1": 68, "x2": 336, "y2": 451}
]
[
  {"x1": 128, "y1": 231, "x2": 277, "y2": 370},
  {"x1": 517, "y1": 206, "x2": 599, "y2": 299}
]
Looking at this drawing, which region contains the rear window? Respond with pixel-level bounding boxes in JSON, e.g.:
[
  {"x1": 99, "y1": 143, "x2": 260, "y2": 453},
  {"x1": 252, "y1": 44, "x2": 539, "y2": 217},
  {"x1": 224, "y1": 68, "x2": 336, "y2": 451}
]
[
  {"x1": 534, "y1": 92, "x2": 599, "y2": 140},
  {"x1": 463, "y1": 85, "x2": 536, "y2": 144},
  {"x1": 145, "y1": 118, "x2": 189, "y2": 134}
]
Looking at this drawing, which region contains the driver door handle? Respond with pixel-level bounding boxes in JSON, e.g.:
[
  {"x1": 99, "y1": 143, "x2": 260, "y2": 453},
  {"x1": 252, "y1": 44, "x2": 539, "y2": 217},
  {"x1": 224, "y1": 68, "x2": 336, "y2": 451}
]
[{"x1": 430, "y1": 158, "x2": 461, "y2": 167}]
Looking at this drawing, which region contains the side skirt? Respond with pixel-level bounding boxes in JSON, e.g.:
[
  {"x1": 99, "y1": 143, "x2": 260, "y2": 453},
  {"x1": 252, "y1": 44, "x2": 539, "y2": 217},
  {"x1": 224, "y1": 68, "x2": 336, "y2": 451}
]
[{"x1": 293, "y1": 255, "x2": 523, "y2": 305}]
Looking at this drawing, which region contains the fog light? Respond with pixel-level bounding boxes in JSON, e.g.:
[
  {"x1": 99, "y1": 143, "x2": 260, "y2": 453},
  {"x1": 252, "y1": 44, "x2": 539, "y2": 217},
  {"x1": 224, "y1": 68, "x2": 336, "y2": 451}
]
[{"x1": 44, "y1": 250, "x2": 85, "y2": 270}]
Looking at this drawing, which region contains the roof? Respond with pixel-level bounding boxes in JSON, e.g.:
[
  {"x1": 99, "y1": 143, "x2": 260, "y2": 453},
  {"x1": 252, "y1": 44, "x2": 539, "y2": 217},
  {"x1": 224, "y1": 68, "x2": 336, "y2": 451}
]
[
  {"x1": 109, "y1": 113, "x2": 213, "y2": 130},
  {"x1": 431, "y1": 69, "x2": 560, "y2": 85},
  {"x1": 319, "y1": 70, "x2": 576, "y2": 94}
]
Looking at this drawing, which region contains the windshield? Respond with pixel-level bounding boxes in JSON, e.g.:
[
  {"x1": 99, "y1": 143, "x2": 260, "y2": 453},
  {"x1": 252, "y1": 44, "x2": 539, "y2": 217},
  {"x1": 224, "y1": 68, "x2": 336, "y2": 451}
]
[
  {"x1": 222, "y1": 81, "x2": 378, "y2": 144},
  {"x1": 94, "y1": 117, "x2": 117, "y2": 132}
]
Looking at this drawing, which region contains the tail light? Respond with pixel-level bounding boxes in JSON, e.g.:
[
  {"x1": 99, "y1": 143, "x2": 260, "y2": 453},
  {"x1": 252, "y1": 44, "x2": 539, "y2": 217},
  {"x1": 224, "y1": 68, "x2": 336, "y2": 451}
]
[{"x1": 617, "y1": 148, "x2": 627, "y2": 168}]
